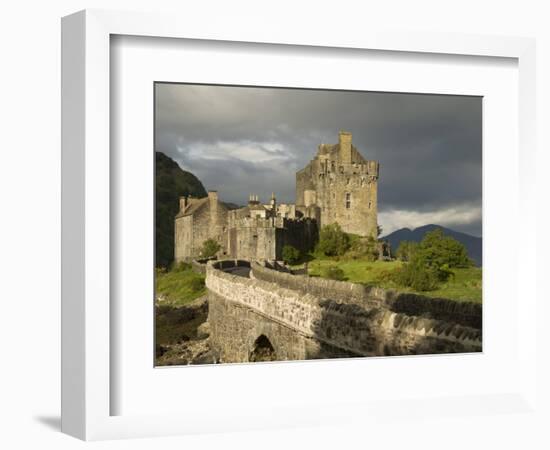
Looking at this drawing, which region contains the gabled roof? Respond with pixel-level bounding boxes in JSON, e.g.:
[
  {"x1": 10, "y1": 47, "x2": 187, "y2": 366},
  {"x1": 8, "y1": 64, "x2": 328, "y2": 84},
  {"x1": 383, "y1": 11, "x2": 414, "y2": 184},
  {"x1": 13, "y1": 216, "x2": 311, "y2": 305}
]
[
  {"x1": 175, "y1": 197, "x2": 209, "y2": 218},
  {"x1": 176, "y1": 197, "x2": 233, "y2": 219},
  {"x1": 248, "y1": 203, "x2": 267, "y2": 211}
]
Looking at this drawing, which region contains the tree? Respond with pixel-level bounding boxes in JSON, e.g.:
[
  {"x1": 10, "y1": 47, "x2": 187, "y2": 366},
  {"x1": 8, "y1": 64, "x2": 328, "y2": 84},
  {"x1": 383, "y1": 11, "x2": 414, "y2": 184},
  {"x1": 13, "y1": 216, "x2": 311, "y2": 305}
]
[
  {"x1": 282, "y1": 245, "x2": 300, "y2": 265},
  {"x1": 316, "y1": 223, "x2": 351, "y2": 256},
  {"x1": 396, "y1": 241, "x2": 419, "y2": 262},
  {"x1": 419, "y1": 228, "x2": 472, "y2": 269},
  {"x1": 200, "y1": 239, "x2": 221, "y2": 258},
  {"x1": 395, "y1": 228, "x2": 471, "y2": 291}
]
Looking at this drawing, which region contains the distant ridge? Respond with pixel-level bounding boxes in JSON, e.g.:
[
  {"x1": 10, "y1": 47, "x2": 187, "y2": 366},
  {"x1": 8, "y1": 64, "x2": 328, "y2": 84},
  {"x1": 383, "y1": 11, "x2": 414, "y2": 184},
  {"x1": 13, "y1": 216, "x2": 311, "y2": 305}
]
[{"x1": 382, "y1": 224, "x2": 482, "y2": 266}]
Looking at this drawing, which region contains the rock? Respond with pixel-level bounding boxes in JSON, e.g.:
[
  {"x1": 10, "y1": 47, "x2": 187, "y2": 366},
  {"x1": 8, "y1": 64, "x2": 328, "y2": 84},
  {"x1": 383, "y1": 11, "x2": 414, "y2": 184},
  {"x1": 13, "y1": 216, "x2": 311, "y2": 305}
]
[{"x1": 196, "y1": 321, "x2": 210, "y2": 339}]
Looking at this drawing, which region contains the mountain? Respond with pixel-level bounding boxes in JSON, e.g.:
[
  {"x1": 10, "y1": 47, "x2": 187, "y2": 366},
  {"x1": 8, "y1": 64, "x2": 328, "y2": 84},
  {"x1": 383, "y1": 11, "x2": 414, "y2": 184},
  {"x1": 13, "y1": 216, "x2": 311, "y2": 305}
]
[
  {"x1": 382, "y1": 224, "x2": 482, "y2": 266},
  {"x1": 156, "y1": 151, "x2": 207, "y2": 268}
]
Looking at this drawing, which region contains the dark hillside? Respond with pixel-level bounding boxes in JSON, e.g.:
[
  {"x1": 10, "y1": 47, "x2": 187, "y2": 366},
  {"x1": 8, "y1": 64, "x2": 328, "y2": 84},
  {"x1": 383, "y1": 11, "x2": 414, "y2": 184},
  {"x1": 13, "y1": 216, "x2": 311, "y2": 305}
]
[
  {"x1": 383, "y1": 224, "x2": 482, "y2": 266},
  {"x1": 156, "y1": 151, "x2": 207, "y2": 267}
]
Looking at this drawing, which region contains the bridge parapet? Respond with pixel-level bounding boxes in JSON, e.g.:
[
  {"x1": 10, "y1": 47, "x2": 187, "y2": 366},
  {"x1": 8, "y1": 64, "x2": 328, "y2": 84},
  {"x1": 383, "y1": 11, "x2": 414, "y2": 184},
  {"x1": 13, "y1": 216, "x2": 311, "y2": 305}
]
[
  {"x1": 252, "y1": 261, "x2": 482, "y2": 329},
  {"x1": 206, "y1": 260, "x2": 482, "y2": 363}
]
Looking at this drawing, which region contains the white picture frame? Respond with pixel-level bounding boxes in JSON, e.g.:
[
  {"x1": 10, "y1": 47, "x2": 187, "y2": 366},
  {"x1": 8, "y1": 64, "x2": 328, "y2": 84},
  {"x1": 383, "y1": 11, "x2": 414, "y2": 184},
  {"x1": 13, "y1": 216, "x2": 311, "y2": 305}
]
[{"x1": 61, "y1": 9, "x2": 538, "y2": 441}]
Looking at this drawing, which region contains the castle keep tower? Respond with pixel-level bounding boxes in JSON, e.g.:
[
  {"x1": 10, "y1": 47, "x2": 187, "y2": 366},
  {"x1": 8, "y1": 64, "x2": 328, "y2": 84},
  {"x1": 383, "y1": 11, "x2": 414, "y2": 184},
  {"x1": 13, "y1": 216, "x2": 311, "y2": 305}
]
[{"x1": 296, "y1": 131, "x2": 379, "y2": 238}]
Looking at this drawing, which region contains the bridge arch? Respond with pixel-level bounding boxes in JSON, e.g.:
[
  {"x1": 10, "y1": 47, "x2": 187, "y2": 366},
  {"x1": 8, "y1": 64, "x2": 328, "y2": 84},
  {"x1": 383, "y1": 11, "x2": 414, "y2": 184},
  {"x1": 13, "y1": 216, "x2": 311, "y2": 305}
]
[{"x1": 249, "y1": 334, "x2": 277, "y2": 362}]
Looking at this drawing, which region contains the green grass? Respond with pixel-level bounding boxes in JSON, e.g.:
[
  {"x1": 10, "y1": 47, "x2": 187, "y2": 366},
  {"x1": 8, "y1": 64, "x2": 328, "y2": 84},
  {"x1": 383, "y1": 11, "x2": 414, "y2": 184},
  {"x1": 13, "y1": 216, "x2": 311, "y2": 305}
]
[
  {"x1": 155, "y1": 265, "x2": 209, "y2": 365},
  {"x1": 302, "y1": 257, "x2": 482, "y2": 303},
  {"x1": 155, "y1": 266, "x2": 206, "y2": 306}
]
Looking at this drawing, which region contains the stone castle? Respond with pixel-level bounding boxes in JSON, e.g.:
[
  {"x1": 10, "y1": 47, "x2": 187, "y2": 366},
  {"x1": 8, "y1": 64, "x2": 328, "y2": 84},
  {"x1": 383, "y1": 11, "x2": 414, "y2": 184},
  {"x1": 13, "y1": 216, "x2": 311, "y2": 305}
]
[{"x1": 174, "y1": 131, "x2": 380, "y2": 262}]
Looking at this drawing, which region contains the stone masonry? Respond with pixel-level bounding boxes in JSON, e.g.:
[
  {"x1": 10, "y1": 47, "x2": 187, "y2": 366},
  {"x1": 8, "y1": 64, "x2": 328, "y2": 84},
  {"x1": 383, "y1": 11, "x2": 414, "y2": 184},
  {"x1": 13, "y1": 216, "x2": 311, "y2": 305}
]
[
  {"x1": 296, "y1": 131, "x2": 379, "y2": 238},
  {"x1": 174, "y1": 191, "x2": 229, "y2": 263},
  {"x1": 205, "y1": 260, "x2": 482, "y2": 363}
]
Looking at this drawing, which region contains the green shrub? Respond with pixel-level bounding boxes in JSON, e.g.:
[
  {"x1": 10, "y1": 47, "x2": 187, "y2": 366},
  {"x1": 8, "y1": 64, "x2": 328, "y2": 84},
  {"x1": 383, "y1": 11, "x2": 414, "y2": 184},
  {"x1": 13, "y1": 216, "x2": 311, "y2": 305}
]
[
  {"x1": 321, "y1": 265, "x2": 346, "y2": 281},
  {"x1": 347, "y1": 236, "x2": 379, "y2": 261},
  {"x1": 316, "y1": 223, "x2": 350, "y2": 256},
  {"x1": 396, "y1": 253, "x2": 454, "y2": 292},
  {"x1": 396, "y1": 254, "x2": 440, "y2": 291},
  {"x1": 200, "y1": 238, "x2": 221, "y2": 258},
  {"x1": 282, "y1": 245, "x2": 300, "y2": 264}
]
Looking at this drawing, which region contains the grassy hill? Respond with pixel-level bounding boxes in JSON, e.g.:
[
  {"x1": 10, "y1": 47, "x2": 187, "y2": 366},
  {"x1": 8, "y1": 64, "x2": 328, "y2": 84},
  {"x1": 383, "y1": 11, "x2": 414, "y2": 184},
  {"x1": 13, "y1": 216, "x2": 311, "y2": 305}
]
[{"x1": 155, "y1": 152, "x2": 207, "y2": 268}]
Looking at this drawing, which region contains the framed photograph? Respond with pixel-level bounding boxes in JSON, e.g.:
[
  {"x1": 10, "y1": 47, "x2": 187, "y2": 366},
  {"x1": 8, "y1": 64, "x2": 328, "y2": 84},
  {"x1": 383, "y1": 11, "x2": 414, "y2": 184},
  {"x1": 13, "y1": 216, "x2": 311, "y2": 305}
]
[
  {"x1": 154, "y1": 83, "x2": 483, "y2": 367},
  {"x1": 62, "y1": 9, "x2": 537, "y2": 441}
]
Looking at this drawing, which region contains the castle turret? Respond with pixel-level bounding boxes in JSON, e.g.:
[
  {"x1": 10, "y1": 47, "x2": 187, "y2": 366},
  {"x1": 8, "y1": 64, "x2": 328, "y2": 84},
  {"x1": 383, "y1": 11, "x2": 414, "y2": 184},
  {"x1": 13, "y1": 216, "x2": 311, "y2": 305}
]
[{"x1": 296, "y1": 131, "x2": 379, "y2": 238}]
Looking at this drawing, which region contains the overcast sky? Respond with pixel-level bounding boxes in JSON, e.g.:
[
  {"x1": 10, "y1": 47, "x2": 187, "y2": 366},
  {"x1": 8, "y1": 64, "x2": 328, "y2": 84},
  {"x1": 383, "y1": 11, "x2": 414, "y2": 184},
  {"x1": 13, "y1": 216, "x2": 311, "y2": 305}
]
[{"x1": 155, "y1": 83, "x2": 482, "y2": 237}]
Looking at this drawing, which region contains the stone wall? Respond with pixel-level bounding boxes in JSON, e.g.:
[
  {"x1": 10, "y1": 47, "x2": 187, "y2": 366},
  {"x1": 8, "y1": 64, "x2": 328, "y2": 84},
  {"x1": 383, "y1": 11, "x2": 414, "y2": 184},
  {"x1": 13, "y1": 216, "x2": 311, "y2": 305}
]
[
  {"x1": 227, "y1": 217, "x2": 280, "y2": 260},
  {"x1": 174, "y1": 193, "x2": 229, "y2": 262},
  {"x1": 206, "y1": 260, "x2": 482, "y2": 363},
  {"x1": 174, "y1": 215, "x2": 193, "y2": 263},
  {"x1": 252, "y1": 262, "x2": 482, "y2": 329},
  {"x1": 227, "y1": 214, "x2": 317, "y2": 261},
  {"x1": 386, "y1": 294, "x2": 482, "y2": 330},
  {"x1": 191, "y1": 258, "x2": 217, "y2": 274},
  {"x1": 208, "y1": 291, "x2": 322, "y2": 363}
]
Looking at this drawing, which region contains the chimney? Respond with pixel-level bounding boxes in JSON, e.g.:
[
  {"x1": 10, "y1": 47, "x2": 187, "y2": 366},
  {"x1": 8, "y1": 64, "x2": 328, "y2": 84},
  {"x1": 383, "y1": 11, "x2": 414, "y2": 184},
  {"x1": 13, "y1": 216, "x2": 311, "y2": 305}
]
[
  {"x1": 208, "y1": 191, "x2": 219, "y2": 236},
  {"x1": 208, "y1": 190, "x2": 218, "y2": 207},
  {"x1": 179, "y1": 196, "x2": 188, "y2": 212},
  {"x1": 338, "y1": 130, "x2": 352, "y2": 163}
]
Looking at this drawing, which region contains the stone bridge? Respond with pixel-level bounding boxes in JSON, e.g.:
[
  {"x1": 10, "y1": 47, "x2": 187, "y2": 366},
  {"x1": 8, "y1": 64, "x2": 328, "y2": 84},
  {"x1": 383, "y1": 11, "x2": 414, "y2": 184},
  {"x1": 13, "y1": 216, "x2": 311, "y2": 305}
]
[{"x1": 205, "y1": 260, "x2": 482, "y2": 363}]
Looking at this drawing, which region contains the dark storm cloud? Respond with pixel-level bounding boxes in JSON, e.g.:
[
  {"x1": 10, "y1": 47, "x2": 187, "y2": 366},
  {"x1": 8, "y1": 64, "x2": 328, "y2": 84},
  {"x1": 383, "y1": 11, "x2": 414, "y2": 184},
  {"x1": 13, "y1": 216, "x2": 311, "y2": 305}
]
[{"x1": 155, "y1": 83, "x2": 482, "y2": 236}]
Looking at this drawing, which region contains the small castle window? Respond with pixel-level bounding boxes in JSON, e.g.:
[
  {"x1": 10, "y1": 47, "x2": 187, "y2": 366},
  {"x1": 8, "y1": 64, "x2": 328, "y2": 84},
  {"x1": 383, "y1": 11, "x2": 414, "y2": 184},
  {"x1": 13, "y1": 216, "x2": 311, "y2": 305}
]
[{"x1": 345, "y1": 193, "x2": 351, "y2": 209}]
